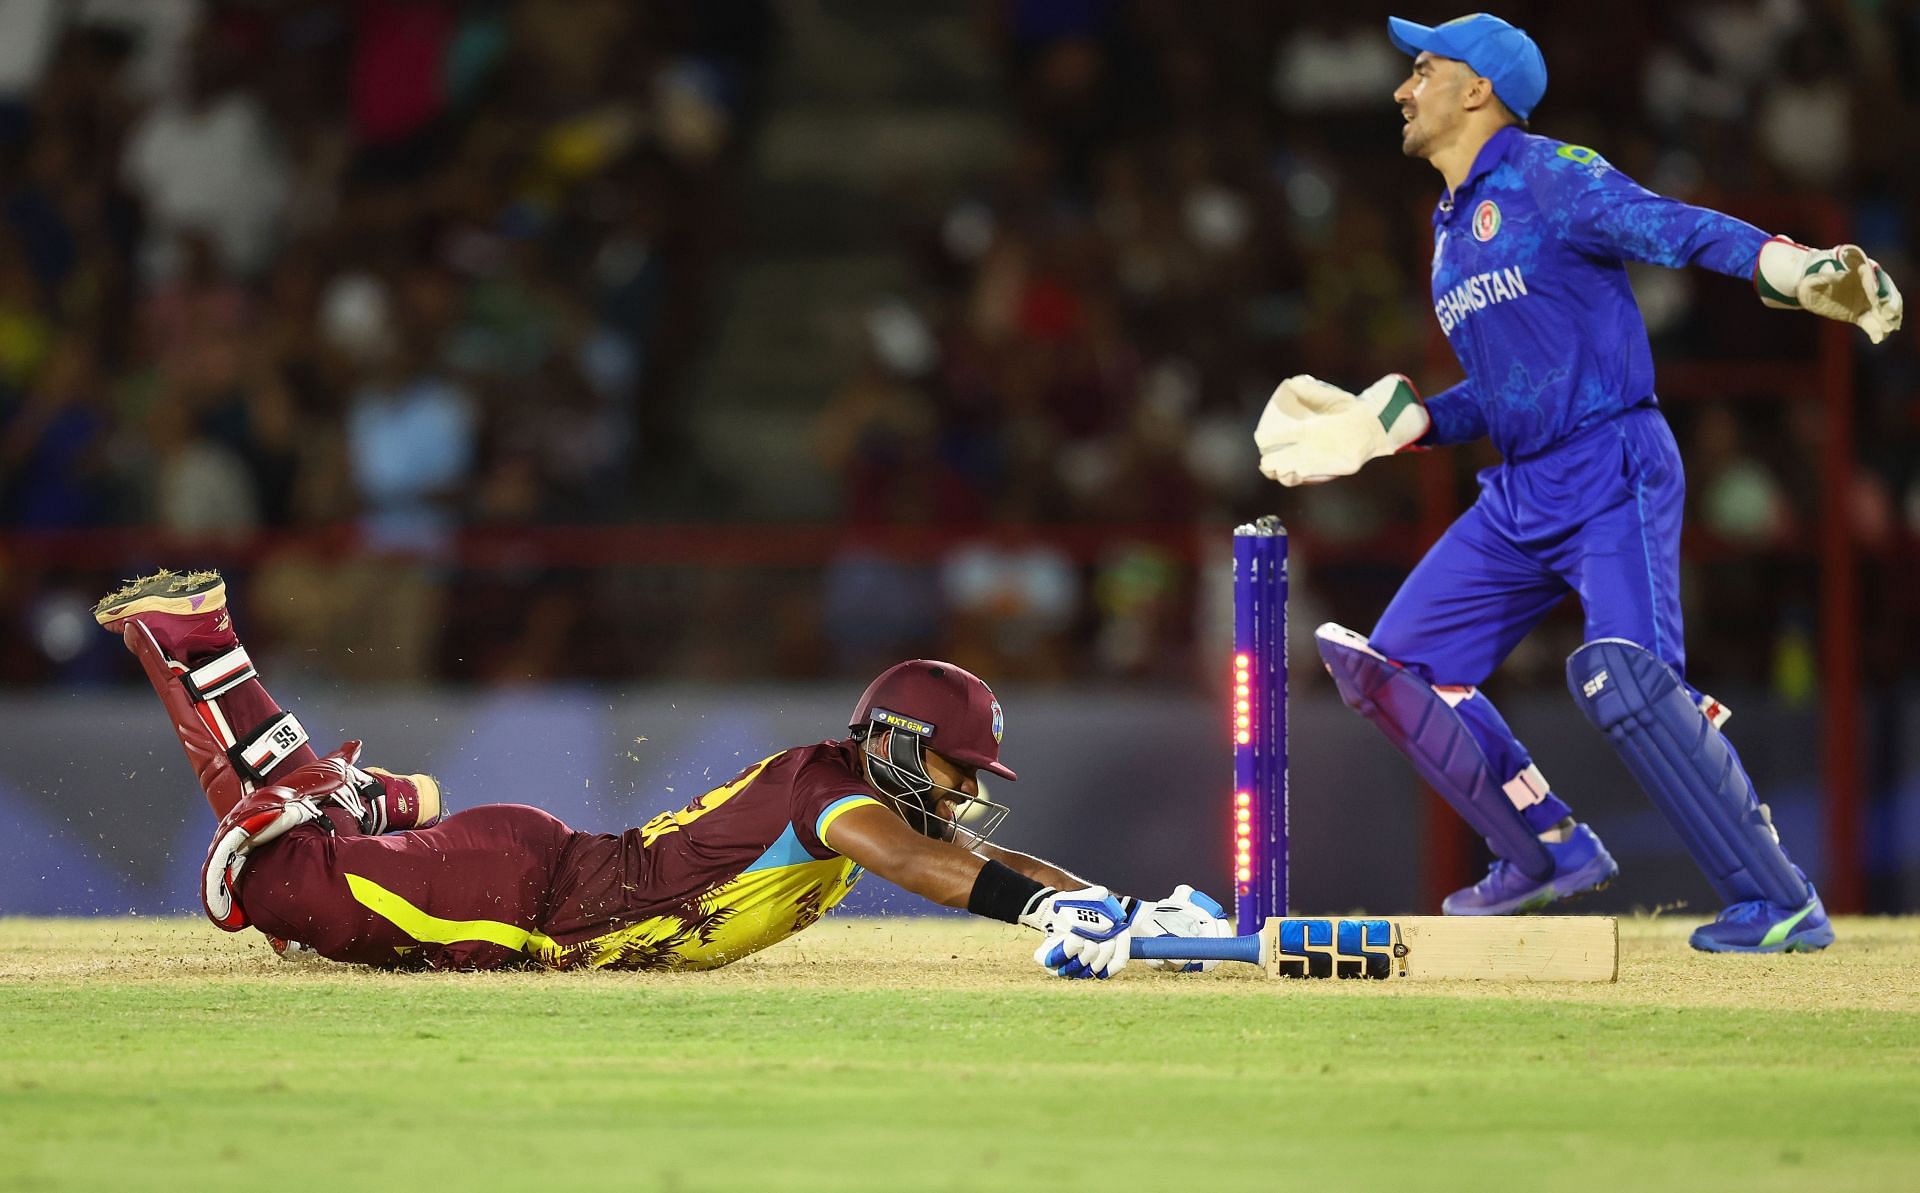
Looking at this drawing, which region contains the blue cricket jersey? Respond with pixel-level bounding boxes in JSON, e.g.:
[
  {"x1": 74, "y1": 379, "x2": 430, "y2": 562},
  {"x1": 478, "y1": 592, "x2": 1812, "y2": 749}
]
[{"x1": 1422, "y1": 125, "x2": 1771, "y2": 458}]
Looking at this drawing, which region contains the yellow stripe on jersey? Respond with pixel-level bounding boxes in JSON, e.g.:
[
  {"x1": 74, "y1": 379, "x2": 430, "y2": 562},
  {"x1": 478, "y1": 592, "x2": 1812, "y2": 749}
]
[
  {"x1": 816, "y1": 794, "x2": 884, "y2": 846},
  {"x1": 344, "y1": 872, "x2": 559, "y2": 955},
  {"x1": 551, "y1": 854, "x2": 866, "y2": 971}
]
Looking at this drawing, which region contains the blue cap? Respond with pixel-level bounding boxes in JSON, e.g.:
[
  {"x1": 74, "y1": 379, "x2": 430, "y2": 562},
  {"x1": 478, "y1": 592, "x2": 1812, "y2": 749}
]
[{"x1": 1388, "y1": 13, "x2": 1547, "y2": 120}]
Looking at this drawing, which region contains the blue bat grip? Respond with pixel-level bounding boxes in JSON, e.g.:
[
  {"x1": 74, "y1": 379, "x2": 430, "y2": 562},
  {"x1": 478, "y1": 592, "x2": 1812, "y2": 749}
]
[{"x1": 1129, "y1": 934, "x2": 1263, "y2": 965}]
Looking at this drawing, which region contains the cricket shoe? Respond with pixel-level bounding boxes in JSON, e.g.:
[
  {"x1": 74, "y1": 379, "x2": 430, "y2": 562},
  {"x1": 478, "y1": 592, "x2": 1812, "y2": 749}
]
[
  {"x1": 1690, "y1": 884, "x2": 1834, "y2": 954},
  {"x1": 93, "y1": 568, "x2": 235, "y2": 659},
  {"x1": 1442, "y1": 823, "x2": 1619, "y2": 915},
  {"x1": 95, "y1": 566, "x2": 319, "y2": 818}
]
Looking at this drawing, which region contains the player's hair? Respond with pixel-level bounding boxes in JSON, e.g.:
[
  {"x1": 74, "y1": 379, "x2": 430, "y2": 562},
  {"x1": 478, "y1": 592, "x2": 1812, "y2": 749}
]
[{"x1": 1493, "y1": 95, "x2": 1528, "y2": 130}]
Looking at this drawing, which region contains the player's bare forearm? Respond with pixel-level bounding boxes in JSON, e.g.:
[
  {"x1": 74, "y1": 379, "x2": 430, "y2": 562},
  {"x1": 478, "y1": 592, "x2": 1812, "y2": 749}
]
[
  {"x1": 823, "y1": 802, "x2": 991, "y2": 908},
  {"x1": 973, "y1": 841, "x2": 1089, "y2": 892}
]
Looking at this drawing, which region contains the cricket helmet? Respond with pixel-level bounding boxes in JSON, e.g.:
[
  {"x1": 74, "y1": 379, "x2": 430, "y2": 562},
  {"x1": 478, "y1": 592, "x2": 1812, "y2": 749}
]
[
  {"x1": 849, "y1": 659, "x2": 1016, "y2": 781},
  {"x1": 849, "y1": 660, "x2": 1015, "y2": 848}
]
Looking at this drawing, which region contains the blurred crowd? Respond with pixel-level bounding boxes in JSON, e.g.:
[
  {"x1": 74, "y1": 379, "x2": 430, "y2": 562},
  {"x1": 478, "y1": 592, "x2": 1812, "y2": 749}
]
[
  {"x1": 0, "y1": 0, "x2": 770, "y2": 534},
  {"x1": 1, "y1": 0, "x2": 1916, "y2": 693},
  {"x1": 0, "y1": 0, "x2": 773, "y2": 681}
]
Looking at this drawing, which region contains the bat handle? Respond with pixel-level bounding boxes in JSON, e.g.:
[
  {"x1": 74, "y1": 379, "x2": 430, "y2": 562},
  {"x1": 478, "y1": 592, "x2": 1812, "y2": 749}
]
[{"x1": 1129, "y1": 934, "x2": 1264, "y2": 965}]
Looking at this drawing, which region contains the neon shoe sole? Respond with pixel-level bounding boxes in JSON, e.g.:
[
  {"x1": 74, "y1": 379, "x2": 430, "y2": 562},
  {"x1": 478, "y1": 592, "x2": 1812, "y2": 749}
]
[{"x1": 1689, "y1": 900, "x2": 1835, "y2": 954}]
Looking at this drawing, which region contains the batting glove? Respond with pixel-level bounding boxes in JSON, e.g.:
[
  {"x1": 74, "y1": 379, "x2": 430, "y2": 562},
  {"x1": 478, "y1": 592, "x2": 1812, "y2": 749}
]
[
  {"x1": 1021, "y1": 885, "x2": 1136, "y2": 980},
  {"x1": 1254, "y1": 374, "x2": 1429, "y2": 487},
  {"x1": 1129, "y1": 885, "x2": 1234, "y2": 973},
  {"x1": 1756, "y1": 237, "x2": 1904, "y2": 344}
]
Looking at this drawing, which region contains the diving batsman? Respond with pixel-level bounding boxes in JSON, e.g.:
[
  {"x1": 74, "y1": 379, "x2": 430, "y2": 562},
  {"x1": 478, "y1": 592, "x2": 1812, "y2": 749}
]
[
  {"x1": 1257, "y1": 14, "x2": 1902, "y2": 952},
  {"x1": 95, "y1": 571, "x2": 1230, "y2": 978}
]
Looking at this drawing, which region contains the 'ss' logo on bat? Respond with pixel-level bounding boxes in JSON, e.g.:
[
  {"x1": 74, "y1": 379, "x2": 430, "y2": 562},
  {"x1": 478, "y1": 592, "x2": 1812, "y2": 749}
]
[{"x1": 1276, "y1": 919, "x2": 1395, "y2": 979}]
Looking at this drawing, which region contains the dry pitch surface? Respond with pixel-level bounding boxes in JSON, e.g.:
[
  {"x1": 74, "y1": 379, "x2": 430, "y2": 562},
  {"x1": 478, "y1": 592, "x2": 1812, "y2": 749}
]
[{"x1": 3, "y1": 915, "x2": 1918, "y2": 1192}]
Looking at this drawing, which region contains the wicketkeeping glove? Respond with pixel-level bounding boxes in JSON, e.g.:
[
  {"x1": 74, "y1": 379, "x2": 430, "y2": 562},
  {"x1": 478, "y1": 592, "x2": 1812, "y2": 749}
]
[
  {"x1": 1128, "y1": 885, "x2": 1234, "y2": 973},
  {"x1": 1020, "y1": 885, "x2": 1136, "y2": 980},
  {"x1": 1756, "y1": 237, "x2": 1904, "y2": 344},
  {"x1": 1254, "y1": 374, "x2": 1430, "y2": 487}
]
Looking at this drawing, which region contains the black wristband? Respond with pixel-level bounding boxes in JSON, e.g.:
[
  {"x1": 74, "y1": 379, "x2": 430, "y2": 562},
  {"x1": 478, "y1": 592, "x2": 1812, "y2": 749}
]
[{"x1": 967, "y1": 859, "x2": 1049, "y2": 925}]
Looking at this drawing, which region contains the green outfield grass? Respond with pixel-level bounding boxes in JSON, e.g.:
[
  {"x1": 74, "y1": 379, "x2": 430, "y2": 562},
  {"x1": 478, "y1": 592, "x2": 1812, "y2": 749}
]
[{"x1": 2, "y1": 916, "x2": 1917, "y2": 1192}]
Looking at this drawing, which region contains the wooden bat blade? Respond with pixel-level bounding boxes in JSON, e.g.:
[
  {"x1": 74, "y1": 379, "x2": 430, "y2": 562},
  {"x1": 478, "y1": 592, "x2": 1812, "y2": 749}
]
[
  {"x1": 1389, "y1": 915, "x2": 1618, "y2": 981},
  {"x1": 1261, "y1": 916, "x2": 1618, "y2": 982}
]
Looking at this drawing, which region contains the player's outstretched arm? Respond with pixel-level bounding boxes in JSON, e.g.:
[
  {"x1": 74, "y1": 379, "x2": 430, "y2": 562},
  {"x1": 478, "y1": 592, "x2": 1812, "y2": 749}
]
[
  {"x1": 823, "y1": 802, "x2": 1126, "y2": 977},
  {"x1": 824, "y1": 800, "x2": 1001, "y2": 908},
  {"x1": 1543, "y1": 144, "x2": 1904, "y2": 344},
  {"x1": 822, "y1": 804, "x2": 1229, "y2": 977},
  {"x1": 1254, "y1": 374, "x2": 1430, "y2": 487}
]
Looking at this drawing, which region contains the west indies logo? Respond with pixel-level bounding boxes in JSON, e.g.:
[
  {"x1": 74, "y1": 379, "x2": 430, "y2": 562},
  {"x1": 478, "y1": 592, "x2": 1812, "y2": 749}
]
[
  {"x1": 990, "y1": 700, "x2": 1004, "y2": 743},
  {"x1": 1473, "y1": 200, "x2": 1501, "y2": 242}
]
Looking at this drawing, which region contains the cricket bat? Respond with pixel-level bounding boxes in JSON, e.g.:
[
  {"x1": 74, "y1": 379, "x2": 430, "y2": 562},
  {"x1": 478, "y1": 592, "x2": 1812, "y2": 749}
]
[{"x1": 1130, "y1": 915, "x2": 1618, "y2": 982}]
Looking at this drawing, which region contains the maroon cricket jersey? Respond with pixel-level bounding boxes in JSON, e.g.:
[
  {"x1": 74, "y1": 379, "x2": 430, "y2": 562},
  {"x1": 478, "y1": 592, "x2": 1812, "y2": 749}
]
[{"x1": 533, "y1": 740, "x2": 886, "y2": 970}]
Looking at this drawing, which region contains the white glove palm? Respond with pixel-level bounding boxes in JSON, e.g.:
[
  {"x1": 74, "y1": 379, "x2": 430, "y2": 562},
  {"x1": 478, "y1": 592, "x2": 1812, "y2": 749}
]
[
  {"x1": 1130, "y1": 885, "x2": 1234, "y2": 973},
  {"x1": 1254, "y1": 374, "x2": 1430, "y2": 487},
  {"x1": 1022, "y1": 885, "x2": 1134, "y2": 980},
  {"x1": 1757, "y1": 238, "x2": 1904, "y2": 344}
]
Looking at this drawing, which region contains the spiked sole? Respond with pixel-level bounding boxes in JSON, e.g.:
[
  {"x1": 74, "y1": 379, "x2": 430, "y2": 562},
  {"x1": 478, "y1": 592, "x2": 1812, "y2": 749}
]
[{"x1": 93, "y1": 569, "x2": 226, "y2": 627}]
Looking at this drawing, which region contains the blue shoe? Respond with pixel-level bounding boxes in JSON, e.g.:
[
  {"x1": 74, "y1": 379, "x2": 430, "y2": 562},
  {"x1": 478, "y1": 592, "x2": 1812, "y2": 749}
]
[
  {"x1": 1689, "y1": 890, "x2": 1834, "y2": 953},
  {"x1": 1442, "y1": 824, "x2": 1619, "y2": 915}
]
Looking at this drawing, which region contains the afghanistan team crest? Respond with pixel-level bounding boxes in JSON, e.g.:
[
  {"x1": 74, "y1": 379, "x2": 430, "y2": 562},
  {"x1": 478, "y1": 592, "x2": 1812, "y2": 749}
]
[{"x1": 1473, "y1": 199, "x2": 1501, "y2": 242}]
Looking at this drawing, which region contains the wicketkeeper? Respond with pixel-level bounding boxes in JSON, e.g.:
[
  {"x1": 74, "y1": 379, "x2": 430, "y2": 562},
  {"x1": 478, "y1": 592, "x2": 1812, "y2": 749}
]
[
  {"x1": 1257, "y1": 14, "x2": 1902, "y2": 951},
  {"x1": 96, "y1": 570, "x2": 1230, "y2": 977}
]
